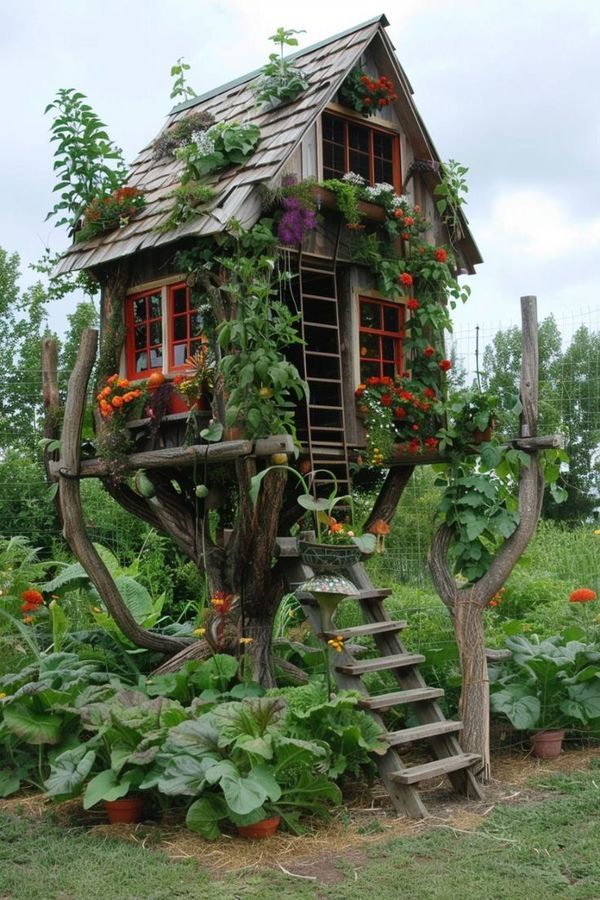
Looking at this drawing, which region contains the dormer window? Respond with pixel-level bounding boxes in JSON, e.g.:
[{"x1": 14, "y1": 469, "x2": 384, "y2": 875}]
[{"x1": 322, "y1": 112, "x2": 400, "y2": 190}]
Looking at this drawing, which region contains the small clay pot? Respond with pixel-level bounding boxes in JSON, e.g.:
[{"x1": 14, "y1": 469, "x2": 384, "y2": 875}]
[
  {"x1": 236, "y1": 815, "x2": 280, "y2": 839},
  {"x1": 104, "y1": 795, "x2": 144, "y2": 824},
  {"x1": 530, "y1": 729, "x2": 565, "y2": 759}
]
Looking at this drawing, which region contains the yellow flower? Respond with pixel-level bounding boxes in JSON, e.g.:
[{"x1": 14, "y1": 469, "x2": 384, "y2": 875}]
[
  {"x1": 239, "y1": 636, "x2": 254, "y2": 645},
  {"x1": 193, "y1": 627, "x2": 206, "y2": 637},
  {"x1": 327, "y1": 635, "x2": 345, "y2": 653},
  {"x1": 0, "y1": 692, "x2": 6, "y2": 699},
  {"x1": 91, "y1": 607, "x2": 102, "y2": 614},
  {"x1": 594, "y1": 529, "x2": 600, "y2": 535},
  {"x1": 22, "y1": 615, "x2": 34, "y2": 625}
]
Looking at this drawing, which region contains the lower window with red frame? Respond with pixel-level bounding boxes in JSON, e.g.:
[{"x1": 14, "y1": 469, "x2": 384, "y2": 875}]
[{"x1": 358, "y1": 296, "x2": 405, "y2": 381}]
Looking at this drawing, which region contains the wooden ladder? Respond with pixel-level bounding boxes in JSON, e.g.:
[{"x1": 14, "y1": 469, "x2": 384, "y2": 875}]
[
  {"x1": 298, "y1": 262, "x2": 351, "y2": 497},
  {"x1": 280, "y1": 555, "x2": 484, "y2": 818}
]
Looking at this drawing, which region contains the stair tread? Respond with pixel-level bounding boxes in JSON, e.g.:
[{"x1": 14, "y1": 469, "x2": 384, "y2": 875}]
[
  {"x1": 390, "y1": 753, "x2": 481, "y2": 785},
  {"x1": 384, "y1": 720, "x2": 462, "y2": 745},
  {"x1": 320, "y1": 620, "x2": 407, "y2": 639},
  {"x1": 335, "y1": 652, "x2": 425, "y2": 675},
  {"x1": 356, "y1": 588, "x2": 392, "y2": 601},
  {"x1": 358, "y1": 687, "x2": 444, "y2": 710}
]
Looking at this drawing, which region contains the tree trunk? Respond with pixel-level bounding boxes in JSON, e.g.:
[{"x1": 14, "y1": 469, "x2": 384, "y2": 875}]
[{"x1": 453, "y1": 594, "x2": 490, "y2": 780}]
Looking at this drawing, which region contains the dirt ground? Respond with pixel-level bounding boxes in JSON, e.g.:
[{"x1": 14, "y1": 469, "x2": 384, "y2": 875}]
[{"x1": 2, "y1": 743, "x2": 599, "y2": 886}]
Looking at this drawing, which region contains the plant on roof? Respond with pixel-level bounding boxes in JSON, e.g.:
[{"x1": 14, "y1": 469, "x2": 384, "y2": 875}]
[
  {"x1": 176, "y1": 121, "x2": 261, "y2": 179},
  {"x1": 45, "y1": 88, "x2": 127, "y2": 235},
  {"x1": 169, "y1": 56, "x2": 197, "y2": 102},
  {"x1": 153, "y1": 111, "x2": 216, "y2": 158},
  {"x1": 339, "y1": 68, "x2": 398, "y2": 117},
  {"x1": 254, "y1": 27, "x2": 309, "y2": 107},
  {"x1": 76, "y1": 187, "x2": 146, "y2": 243}
]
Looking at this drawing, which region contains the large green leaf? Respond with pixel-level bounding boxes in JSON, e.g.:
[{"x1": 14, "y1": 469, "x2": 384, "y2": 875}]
[
  {"x1": 192, "y1": 655, "x2": 239, "y2": 693},
  {"x1": 114, "y1": 576, "x2": 153, "y2": 625},
  {"x1": 565, "y1": 681, "x2": 600, "y2": 721},
  {"x1": 83, "y1": 768, "x2": 137, "y2": 809},
  {"x1": 164, "y1": 716, "x2": 220, "y2": 755},
  {"x1": 186, "y1": 796, "x2": 227, "y2": 839},
  {"x1": 212, "y1": 697, "x2": 286, "y2": 748},
  {"x1": 3, "y1": 702, "x2": 62, "y2": 745},
  {"x1": 220, "y1": 770, "x2": 270, "y2": 816},
  {"x1": 0, "y1": 769, "x2": 22, "y2": 798},
  {"x1": 153, "y1": 754, "x2": 212, "y2": 796},
  {"x1": 490, "y1": 687, "x2": 540, "y2": 730},
  {"x1": 45, "y1": 746, "x2": 96, "y2": 799}
]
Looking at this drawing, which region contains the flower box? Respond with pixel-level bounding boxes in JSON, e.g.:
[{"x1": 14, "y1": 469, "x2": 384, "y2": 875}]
[{"x1": 299, "y1": 540, "x2": 363, "y2": 574}]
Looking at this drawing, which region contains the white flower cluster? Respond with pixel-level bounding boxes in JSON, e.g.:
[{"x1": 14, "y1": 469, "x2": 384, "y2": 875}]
[
  {"x1": 192, "y1": 129, "x2": 216, "y2": 155},
  {"x1": 390, "y1": 193, "x2": 409, "y2": 210},
  {"x1": 342, "y1": 171, "x2": 366, "y2": 186}
]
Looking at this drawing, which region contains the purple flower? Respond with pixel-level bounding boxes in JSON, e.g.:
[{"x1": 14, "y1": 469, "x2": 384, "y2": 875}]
[{"x1": 277, "y1": 197, "x2": 318, "y2": 247}]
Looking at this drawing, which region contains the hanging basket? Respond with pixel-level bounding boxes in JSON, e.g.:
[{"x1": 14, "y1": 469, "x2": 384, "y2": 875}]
[{"x1": 299, "y1": 540, "x2": 362, "y2": 573}]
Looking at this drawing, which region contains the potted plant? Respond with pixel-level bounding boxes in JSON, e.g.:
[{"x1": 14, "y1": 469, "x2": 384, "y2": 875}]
[
  {"x1": 250, "y1": 466, "x2": 375, "y2": 572},
  {"x1": 489, "y1": 632, "x2": 600, "y2": 758},
  {"x1": 45, "y1": 689, "x2": 189, "y2": 822},
  {"x1": 339, "y1": 68, "x2": 398, "y2": 117},
  {"x1": 438, "y1": 389, "x2": 498, "y2": 452},
  {"x1": 142, "y1": 696, "x2": 342, "y2": 838}
]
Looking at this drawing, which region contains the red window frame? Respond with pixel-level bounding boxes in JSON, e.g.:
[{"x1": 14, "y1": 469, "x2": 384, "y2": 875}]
[
  {"x1": 322, "y1": 112, "x2": 401, "y2": 190},
  {"x1": 169, "y1": 283, "x2": 206, "y2": 370},
  {"x1": 358, "y1": 296, "x2": 405, "y2": 381},
  {"x1": 125, "y1": 288, "x2": 164, "y2": 378}
]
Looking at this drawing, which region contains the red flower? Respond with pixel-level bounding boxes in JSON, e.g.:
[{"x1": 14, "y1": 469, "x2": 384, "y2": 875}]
[
  {"x1": 435, "y1": 248, "x2": 448, "y2": 263},
  {"x1": 407, "y1": 298, "x2": 420, "y2": 310},
  {"x1": 381, "y1": 394, "x2": 392, "y2": 407},
  {"x1": 439, "y1": 359, "x2": 452, "y2": 372},
  {"x1": 394, "y1": 407, "x2": 406, "y2": 419},
  {"x1": 21, "y1": 589, "x2": 44, "y2": 607},
  {"x1": 569, "y1": 588, "x2": 597, "y2": 603},
  {"x1": 403, "y1": 217, "x2": 414, "y2": 226},
  {"x1": 424, "y1": 387, "x2": 437, "y2": 399},
  {"x1": 408, "y1": 439, "x2": 421, "y2": 453},
  {"x1": 423, "y1": 346, "x2": 435, "y2": 357},
  {"x1": 399, "y1": 272, "x2": 413, "y2": 286},
  {"x1": 425, "y1": 437, "x2": 439, "y2": 449},
  {"x1": 412, "y1": 424, "x2": 420, "y2": 432},
  {"x1": 211, "y1": 591, "x2": 234, "y2": 615}
]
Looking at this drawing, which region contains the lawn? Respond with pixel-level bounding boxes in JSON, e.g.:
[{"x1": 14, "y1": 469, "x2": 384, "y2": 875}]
[{"x1": 1, "y1": 752, "x2": 599, "y2": 900}]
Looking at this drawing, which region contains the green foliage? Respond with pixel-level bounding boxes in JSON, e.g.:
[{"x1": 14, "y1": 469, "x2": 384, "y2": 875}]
[
  {"x1": 154, "y1": 111, "x2": 216, "y2": 158},
  {"x1": 169, "y1": 57, "x2": 197, "y2": 102},
  {"x1": 76, "y1": 187, "x2": 146, "y2": 243},
  {"x1": 489, "y1": 631, "x2": 600, "y2": 731},
  {"x1": 175, "y1": 122, "x2": 261, "y2": 179},
  {"x1": 159, "y1": 181, "x2": 217, "y2": 231},
  {"x1": 45, "y1": 88, "x2": 126, "y2": 234},
  {"x1": 433, "y1": 158, "x2": 469, "y2": 240},
  {"x1": 255, "y1": 28, "x2": 309, "y2": 106}
]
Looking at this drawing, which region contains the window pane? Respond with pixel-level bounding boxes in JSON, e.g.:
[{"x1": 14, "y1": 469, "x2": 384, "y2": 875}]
[
  {"x1": 359, "y1": 333, "x2": 380, "y2": 358},
  {"x1": 172, "y1": 288, "x2": 187, "y2": 315},
  {"x1": 134, "y1": 326, "x2": 146, "y2": 350},
  {"x1": 135, "y1": 351, "x2": 147, "y2": 373},
  {"x1": 382, "y1": 362, "x2": 395, "y2": 379},
  {"x1": 133, "y1": 298, "x2": 146, "y2": 322},
  {"x1": 360, "y1": 360, "x2": 380, "y2": 380},
  {"x1": 348, "y1": 123, "x2": 369, "y2": 153},
  {"x1": 381, "y1": 337, "x2": 395, "y2": 360},
  {"x1": 360, "y1": 301, "x2": 381, "y2": 329},
  {"x1": 173, "y1": 344, "x2": 186, "y2": 367},
  {"x1": 190, "y1": 312, "x2": 204, "y2": 335},
  {"x1": 150, "y1": 347, "x2": 163, "y2": 368},
  {"x1": 349, "y1": 151, "x2": 370, "y2": 180},
  {"x1": 374, "y1": 157, "x2": 393, "y2": 185},
  {"x1": 149, "y1": 292, "x2": 162, "y2": 318},
  {"x1": 383, "y1": 305, "x2": 400, "y2": 332},
  {"x1": 373, "y1": 132, "x2": 393, "y2": 159},
  {"x1": 323, "y1": 142, "x2": 345, "y2": 174},
  {"x1": 322, "y1": 114, "x2": 344, "y2": 143},
  {"x1": 173, "y1": 316, "x2": 187, "y2": 341},
  {"x1": 150, "y1": 321, "x2": 162, "y2": 346}
]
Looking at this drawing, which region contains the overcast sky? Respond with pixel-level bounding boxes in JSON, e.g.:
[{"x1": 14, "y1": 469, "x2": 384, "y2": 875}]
[{"x1": 2, "y1": 0, "x2": 599, "y2": 354}]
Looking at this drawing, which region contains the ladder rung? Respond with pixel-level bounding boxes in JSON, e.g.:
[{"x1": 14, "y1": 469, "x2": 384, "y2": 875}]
[
  {"x1": 320, "y1": 620, "x2": 407, "y2": 640},
  {"x1": 309, "y1": 405, "x2": 343, "y2": 411},
  {"x1": 359, "y1": 688, "x2": 444, "y2": 710},
  {"x1": 303, "y1": 321, "x2": 339, "y2": 329},
  {"x1": 384, "y1": 720, "x2": 463, "y2": 746},
  {"x1": 390, "y1": 753, "x2": 481, "y2": 785},
  {"x1": 305, "y1": 350, "x2": 340, "y2": 359},
  {"x1": 335, "y1": 653, "x2": 425, "y2": 675},
  {"x1": 301, "y1": 294, "x2": 337, "y2": 302},
  {"x1": 356, "y1": 589, "x2": 392, "y2": 601},
  {"x1": 307, "y1": 377, "x2": 342, "y2": 384}
]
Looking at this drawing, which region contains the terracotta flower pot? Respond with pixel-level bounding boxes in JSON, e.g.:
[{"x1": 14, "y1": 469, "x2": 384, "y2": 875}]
[
  {"x1": 236, "y1": 815, "x2": 280, "y2": 839},
  {"x1": 104, "y1": 795, "x2": 144, "y2": 824},
  {"x1": 530, "y1": 729, "x2": 565, "y2": 759}
]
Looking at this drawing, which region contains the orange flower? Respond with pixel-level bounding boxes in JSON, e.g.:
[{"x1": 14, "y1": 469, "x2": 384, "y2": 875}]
[
  {"x1": 210, "y1": 591, "x2": 233, "y2": 615},
  {"x1": 21, "y1": 589, "x2": 44, "y2": 607},
  {"x1": 569, "y1": 588, "x2": 597, "y2": 603},
  {"x1": 112, "y1": 396, "x2": 124, "y2": 408}
]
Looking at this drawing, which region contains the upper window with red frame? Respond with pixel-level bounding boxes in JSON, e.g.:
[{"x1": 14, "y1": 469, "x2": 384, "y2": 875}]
[
  {"x1": 170, "y1": 283, "x2": 206, "y2": 369},
  {"x1": 125, "y1": 283, "x2": 207, "y2": 378},
  {"x1": 126, "y1": 289, "x2": 164, "y2": 377},
  {"x1": 322, "y1": 112, "x2": 400, "y2": 189},
  {"x1": 359, "y1": 297, "x2": 405, "y2": 381}
]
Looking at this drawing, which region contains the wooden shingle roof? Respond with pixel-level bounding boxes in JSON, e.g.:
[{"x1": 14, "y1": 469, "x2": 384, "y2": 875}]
[{"x1": 54, "y1": 15, "x2": 482, "y2": 275}]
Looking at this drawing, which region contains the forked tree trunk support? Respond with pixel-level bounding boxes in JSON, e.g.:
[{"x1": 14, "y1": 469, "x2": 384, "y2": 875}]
[
  {"x1": 428, "y1": 296, "x2": 545, "y2": 781},
  {"x1": 57, "y1": 328, "x2": 186, "y2": 654}
]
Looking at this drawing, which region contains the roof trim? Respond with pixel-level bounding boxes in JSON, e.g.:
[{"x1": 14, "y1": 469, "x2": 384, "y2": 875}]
[{"x1": 171, "y1": 14, "x2": 389, "y2": 114}]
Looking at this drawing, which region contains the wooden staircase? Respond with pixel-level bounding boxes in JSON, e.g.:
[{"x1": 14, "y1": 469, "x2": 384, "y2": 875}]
[
  {"x1": 280, "y1": 555, "x2": 483, "y2": 818},
  {"x1": 297, "y1": 263, "x2": 351, "y2": 497}
]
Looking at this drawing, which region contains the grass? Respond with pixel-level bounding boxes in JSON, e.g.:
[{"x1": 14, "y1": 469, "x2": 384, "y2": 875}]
[{"x1": 2, "y1": 765, "x2": 600, "y2": 899}]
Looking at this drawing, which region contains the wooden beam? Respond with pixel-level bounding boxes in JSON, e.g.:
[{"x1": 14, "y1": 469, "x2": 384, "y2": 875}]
[
  {"x1": 50, "y1": 433, "x2": 295, "y2": 480},
  {"x1": 507, "y1": 434, "x2": 564, "y2": 450}
]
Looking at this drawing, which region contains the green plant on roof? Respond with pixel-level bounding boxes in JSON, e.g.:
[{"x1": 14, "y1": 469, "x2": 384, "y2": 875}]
[
  {"x1": 254, "y1": 27, "x2": 309, "y2": 107},
  {"x1": 169, "y1": 57, "x2": 197, "y2": 102},
  {"x1": 176, "y1": 121, "x2": 261, "y2": 179}
]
